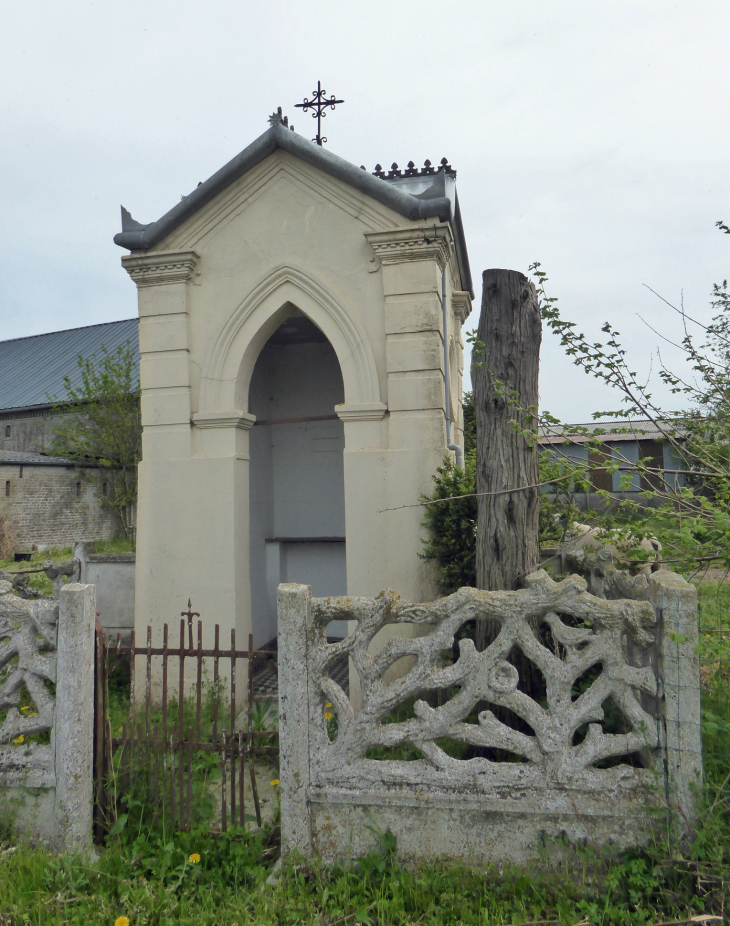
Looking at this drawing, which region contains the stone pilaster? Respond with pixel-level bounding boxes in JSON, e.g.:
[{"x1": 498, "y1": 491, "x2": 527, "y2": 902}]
[{"x1": 122, "y1": 250, "x2": 199, "y2": 461}]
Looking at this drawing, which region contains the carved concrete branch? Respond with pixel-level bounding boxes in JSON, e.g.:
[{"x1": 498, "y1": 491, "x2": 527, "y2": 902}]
[
  {"x1": 309, "y1": 570, "x2": 659, "y2": 781},
  {"x1": 0, "y1": 582, "x2": 57, "y2": 745}
]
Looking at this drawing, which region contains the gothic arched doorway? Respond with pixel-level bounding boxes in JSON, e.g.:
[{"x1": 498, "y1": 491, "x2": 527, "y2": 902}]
[{"x1": 248, "y1": 309, "x2": 347, "y2": 647}]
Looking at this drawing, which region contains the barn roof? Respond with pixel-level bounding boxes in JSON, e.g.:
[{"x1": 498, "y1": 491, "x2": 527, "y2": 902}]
[
  {"x1": 0, "y1": 318, "x2": 139, "y2": 413},
  {"x1": 113, "y1": 114, "x2": 474, "y2": 298},
  {"x1": 538, "y1": 419, "x2": 674, "y2": 445}
]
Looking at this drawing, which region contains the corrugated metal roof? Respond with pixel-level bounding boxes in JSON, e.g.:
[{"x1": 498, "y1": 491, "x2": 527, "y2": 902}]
[
  {"x1": 538, "y1": 419, "x2": 677, "y2": 445},
  {"x1": 0, "y1": 319, "x2": 139, "y2": 412}
]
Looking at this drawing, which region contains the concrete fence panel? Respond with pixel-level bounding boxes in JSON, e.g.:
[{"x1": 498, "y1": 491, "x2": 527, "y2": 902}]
[
  {"x1": 0, "y1": 580, "x2": 95, "y2": 852},
  {"x1": 277, "y1": 568, "x2": 702, "y2": 866}
]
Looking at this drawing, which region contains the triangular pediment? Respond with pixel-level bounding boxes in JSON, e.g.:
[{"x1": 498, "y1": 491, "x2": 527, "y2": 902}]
[
  {"x1": 114, "y1": 120, "x2": 453, "y2": 252},
  {"x1": 158, "y1": 151, "x2": 415, "y2": 254}
]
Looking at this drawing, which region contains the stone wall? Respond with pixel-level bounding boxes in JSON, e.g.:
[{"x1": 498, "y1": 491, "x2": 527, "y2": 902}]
[
  {"x1": 0, "y1": 581, "x2": 95, "y2": 851},
  {"x1": 277, "y1": 569, "x2": 701, "y2": 866},
  {"x1": 1, "y1": 462, "x2": 121, "y2": 548},
  {"x1": 0, "y1": 409, "x2": 70, "y2": 455},
  {"x1": 76, "y1": 543, "x2": 135, "y2": 640}
]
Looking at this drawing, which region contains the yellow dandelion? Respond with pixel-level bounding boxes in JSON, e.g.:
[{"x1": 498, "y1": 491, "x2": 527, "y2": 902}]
[
  {"x1": 270, "y1": 778, "x2": 280, "y2": 787},
  {"x1": 114, "y1": 917, "x2": 130, "y2": 926},
  {"x1": 28, "y1": 711, "x2": 38, "y2": 717},
  {"x1": 324, "y1": 712, "x2": 333, "y2": 720},
  {"x1": 188, "y1": 852, "x2": 201, "y2": 864},
  {"x1": 12, "y1": 735, "x2": 24, "y2": 745},
  {"x1": 20, "y1": 705, "x2": 31, "y2": 712},
  {"x1": 325, "y1": 702, "x2": 332, "y2": 708}
]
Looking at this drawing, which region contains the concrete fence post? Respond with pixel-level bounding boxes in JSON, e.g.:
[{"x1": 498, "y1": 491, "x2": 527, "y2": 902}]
[
  {"x1": 277, "y1": 582, "x2": 313, "y2": 857},
  {"x1": 649, "y1": 570, "x2": 703, "y2": 823},
  {"x1": 55, "y1": 583, "x2": 96, "y2": 853}
]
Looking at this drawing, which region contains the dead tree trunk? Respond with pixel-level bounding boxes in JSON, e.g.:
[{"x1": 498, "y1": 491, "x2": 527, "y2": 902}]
[{"x1": 474, "y1": 269, "x2": 542, "y2": 648}]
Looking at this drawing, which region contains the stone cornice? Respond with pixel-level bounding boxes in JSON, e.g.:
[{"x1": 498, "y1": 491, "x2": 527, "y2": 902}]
[
  {"x1": 122, "y1": 250, "x2": 199, "y2": 288},
  {"x1": 192, "y1": 410, "x2": 256, "y2": 430},
  {"x1": 452, "y1": 290, "x2": 472, "y2": 324},
  {"x1": 335, "y1": 402, "x2": 388, "y2": 422},
  {"x1": 364, "y1": 226, "x2": 453, "y2": 270}
]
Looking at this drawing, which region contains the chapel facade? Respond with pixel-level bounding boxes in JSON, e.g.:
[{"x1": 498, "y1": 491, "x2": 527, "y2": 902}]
[{"x1": 115, "y1": 110, "x2": 473, "y2": 648}]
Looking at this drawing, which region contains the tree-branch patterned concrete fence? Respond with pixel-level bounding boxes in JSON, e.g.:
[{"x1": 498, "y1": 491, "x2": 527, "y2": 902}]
[
  {"x1": 278, "y1": 568, "x2": 701, "y2": 865},
  {"x1": 0, "y1": 580, "x2": 95, "y2": 851}
]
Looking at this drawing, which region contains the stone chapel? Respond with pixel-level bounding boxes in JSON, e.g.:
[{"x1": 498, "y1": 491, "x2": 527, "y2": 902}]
[{"x1": 115, "y1": 110, "x2": 473, "y2": 648}]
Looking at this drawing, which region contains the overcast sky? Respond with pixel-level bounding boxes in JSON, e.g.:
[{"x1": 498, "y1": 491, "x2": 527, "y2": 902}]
[{"x1": 1, "y1": 1, "x2": 728, "y2": 421}]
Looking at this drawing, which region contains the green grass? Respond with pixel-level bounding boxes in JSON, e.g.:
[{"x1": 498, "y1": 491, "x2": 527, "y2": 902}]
[
  {"x1": 94, "y1": 538, "x2": 136, "y2": 555},
  {"x1": 0, "y1": 539, "x2": 134, "y2": 596},
  {"x1": 0, "y1": 811, "x2": 726, "y2": 926},
  {"x1": 0, "y1": 545, "x2": 74, "y2": 596}
]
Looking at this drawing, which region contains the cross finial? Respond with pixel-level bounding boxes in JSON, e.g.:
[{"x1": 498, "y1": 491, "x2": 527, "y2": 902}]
[
  {"x1": 181, "y1": 598, "x2": 200, "y2": 650},
  {"x1": 294, "y1": 81, "x2": 344, "y2": 146}
]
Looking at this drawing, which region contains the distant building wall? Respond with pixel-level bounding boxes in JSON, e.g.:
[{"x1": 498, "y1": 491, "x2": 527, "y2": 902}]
[
  {"x1": 0, "y1": 461, "x2": 121, "y2": 548},
  {"x1": 0, "y1": 407, "x2": 74, "y2": 455}
]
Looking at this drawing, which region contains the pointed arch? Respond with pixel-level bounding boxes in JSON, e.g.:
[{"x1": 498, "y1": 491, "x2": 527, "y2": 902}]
[{"x1": 198, "y1": 265, "x2": 383, "y2": 414}]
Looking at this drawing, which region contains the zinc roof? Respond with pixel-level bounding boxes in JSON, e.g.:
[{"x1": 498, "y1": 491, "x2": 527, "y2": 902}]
[
  {"x1": 0, "y1": 318, "x2": 139, "y2": 413},
  {"x1": 538, "y1": 419, "x2": 671, "y2": 445}
]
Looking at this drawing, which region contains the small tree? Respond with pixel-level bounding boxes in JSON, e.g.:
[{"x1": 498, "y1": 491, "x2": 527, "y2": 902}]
[
  {"x1": 50, "y1": 342, "x2": 141, "y2": 539},
  {"x1": 530, "y1": 221, "x2": 730, "y2": 576}
]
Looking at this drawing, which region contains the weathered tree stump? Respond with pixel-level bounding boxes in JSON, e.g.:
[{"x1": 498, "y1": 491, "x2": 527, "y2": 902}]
[{"x1": 473, "y1": 269, "x2": 542, "y2": 648}]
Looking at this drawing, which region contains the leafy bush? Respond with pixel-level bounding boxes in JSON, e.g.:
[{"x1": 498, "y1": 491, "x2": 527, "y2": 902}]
[{"x1": 421, "y1": 393, "x2": 584, "y2": 592}]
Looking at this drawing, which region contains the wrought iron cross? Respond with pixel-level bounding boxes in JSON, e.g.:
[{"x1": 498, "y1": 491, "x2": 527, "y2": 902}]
[
  {"x1": 294, "y1": 81, "x2": 344, "y2": 146},
  {"x1": 181, "y1": 598, "x2": 200, "y2": 650}
]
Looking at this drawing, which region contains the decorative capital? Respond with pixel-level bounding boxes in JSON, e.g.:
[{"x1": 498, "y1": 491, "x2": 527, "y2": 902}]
[
  {"x1": 364, "y1": 226, "x2": 453, "y2": 270},
  {"x1": 122, "y1": 250, "x2": 199, "y2": 288},
  {"x1": 452, "y1": 291, "x2": 472, "y2": 324},
  {"x1": 192, "y1": 410, "x2": 256, "y2": 431},
  {"x1": 335, "y1": 402, "x2": 387, "y2": 422}
]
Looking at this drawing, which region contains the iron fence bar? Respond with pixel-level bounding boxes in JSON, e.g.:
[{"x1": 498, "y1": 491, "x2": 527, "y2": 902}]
[
  {"x1": 238, "y1": 728, "x2": 245, "y2": 827},
  {"x1": 230, "y1": 628, "x2": 236, "y2": 825},
  {"x1": 109, "y1": 731, "x2": 276, "y2": 750},
  {"x1": 109, "y1": 645, "x2": 272, "y2": 659},
  {"x1": 178, "y1": 618, "x2": 185, "y2": 829},
  {"x1": 153, "y1": 724, "x2": 159, "y2": 808},
  {"x1": 220, "y1": 731, "x2": 227, "y2": 833},
  {"x1": 187, "y1": 729, "x2": 193, "y2": 829},
  {"x1": 196, "y1": 620, "x2": 203, "y2": 744},
  {"x1": 169, "y1": 734, "x2": 175, "y2": 826},
  {"x1": 145, "y1": 626, "x2": 152, "y2": 738},
  {"x1": 248, "y1": 633, "x2": 262, "y2": 827},
  {"x1": 137, "y1": 721, "x2": 143, "y2": 797},
  {"x1": 212, "y1": 625, "x2": 220, "y2": 748},
  {"x1": 128, "y1": 630, "x2": 136, "y2": 787},
  {"x1": 162, "y1": 624, "x2": 168, "y2": 745},
  {"x1": 120, "y1": 722, "x2": 128, "y2": 811},
  {"x1": 93, "y1": 622, "x2": 106, "y2": 842}
]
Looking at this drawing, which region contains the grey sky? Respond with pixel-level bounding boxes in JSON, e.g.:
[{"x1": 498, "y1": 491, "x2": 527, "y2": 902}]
[{"x1": 1, "y1": 1, "x2": 728, "y2": 420}]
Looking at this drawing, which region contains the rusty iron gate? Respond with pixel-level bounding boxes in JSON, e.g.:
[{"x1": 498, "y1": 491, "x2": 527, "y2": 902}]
[{"x1": 93, "y1": 607, "x2": 279, "y2": 842}]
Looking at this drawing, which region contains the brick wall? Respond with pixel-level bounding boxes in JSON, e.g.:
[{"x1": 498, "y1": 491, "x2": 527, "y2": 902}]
[{"x1": 0, "y1": 462, "x2": 121, "y2": 548}]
